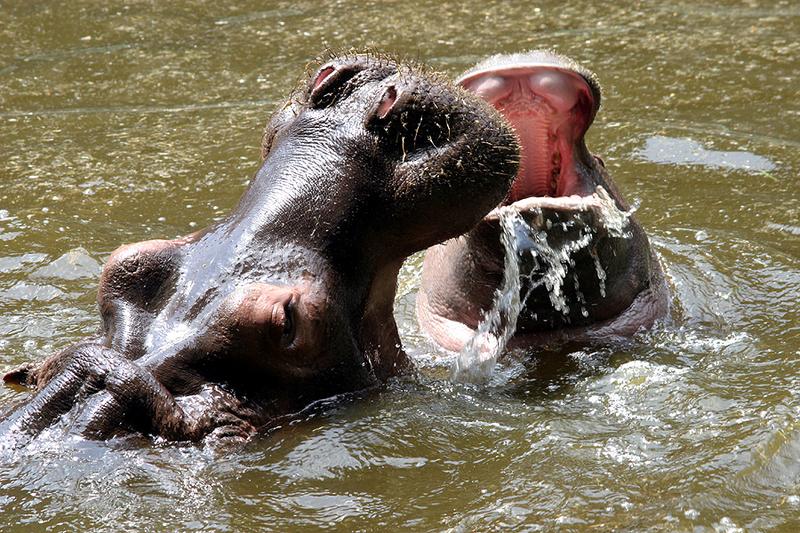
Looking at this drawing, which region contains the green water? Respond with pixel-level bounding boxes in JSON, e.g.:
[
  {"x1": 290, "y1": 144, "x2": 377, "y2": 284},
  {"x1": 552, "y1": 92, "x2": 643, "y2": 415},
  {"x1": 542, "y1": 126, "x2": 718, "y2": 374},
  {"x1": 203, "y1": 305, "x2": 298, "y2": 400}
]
[{"x1": 0, "y1": 1, "x2": 798, "y2": 530}]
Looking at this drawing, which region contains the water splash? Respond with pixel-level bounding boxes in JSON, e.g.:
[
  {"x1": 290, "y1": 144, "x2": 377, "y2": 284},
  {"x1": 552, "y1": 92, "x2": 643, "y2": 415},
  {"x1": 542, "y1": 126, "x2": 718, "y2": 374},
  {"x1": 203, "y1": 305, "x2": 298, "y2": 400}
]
[
  {"x1": 451, "y1": 186, "x2": 634, "y2": 384},
  {"x1": 451, "y1": 211, "x2": 523, "y2": 384}
]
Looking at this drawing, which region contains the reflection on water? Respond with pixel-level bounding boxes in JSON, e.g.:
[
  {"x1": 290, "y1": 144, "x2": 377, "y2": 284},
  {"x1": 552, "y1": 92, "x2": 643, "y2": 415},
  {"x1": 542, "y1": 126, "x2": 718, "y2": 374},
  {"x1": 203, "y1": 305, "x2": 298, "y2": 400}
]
[
  {"x1": 638, "y1": 135, "x2": 776, "y2": 172},
  {"x1": 1, "y1": 0, "x2": 798, "y2": 530}
]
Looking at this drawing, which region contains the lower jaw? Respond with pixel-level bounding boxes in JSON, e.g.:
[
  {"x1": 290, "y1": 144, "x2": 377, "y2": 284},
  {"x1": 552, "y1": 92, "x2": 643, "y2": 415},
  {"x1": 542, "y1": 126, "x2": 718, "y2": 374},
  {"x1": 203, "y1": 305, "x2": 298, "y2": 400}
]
[
  {"x1": 484, "y1": 188, "x2": 603, "y2": 221},
  {"x1": 482, "y1": 185, "x2": 631, "y2": 243}
]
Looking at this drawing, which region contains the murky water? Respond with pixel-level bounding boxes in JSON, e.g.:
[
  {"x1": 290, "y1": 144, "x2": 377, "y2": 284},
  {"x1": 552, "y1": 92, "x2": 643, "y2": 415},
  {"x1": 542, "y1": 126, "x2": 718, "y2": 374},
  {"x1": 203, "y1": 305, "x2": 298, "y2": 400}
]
[{"x1": 1, "y1": 0, "x2": 798, "y2": 530}]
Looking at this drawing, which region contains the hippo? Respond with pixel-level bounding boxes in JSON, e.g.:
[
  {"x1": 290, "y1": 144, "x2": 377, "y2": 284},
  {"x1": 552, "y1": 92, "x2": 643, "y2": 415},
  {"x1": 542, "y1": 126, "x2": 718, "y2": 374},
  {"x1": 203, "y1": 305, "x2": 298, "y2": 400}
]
[
  {"x1": 417, "y1": 51, "x2": 669, "y2": 352},
  {"x1": 0, "y1": 53, "x2": 518, "y2": 447}
]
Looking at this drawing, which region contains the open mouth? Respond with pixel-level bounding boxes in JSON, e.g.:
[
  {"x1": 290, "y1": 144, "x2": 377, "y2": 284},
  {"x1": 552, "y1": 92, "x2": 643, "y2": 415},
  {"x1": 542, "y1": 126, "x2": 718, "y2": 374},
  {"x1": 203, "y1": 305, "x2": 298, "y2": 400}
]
[{"x1": 457, "y1": 53, "x2": 603, "y2": 217}]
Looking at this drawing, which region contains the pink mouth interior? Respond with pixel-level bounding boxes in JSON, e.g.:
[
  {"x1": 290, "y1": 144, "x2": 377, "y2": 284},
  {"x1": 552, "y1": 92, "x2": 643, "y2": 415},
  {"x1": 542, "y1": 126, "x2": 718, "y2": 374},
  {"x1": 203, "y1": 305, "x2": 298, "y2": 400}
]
[{"x1": 460, "y1": 66, "x2": 597, "y2": 203}]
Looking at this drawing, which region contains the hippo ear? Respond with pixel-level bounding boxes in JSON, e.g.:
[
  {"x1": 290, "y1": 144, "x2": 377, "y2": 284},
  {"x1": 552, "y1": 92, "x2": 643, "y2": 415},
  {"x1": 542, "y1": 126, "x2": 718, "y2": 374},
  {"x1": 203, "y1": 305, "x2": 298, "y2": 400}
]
[{"x1": 3, "y1": 363, "x2": 36, "y2": 388}]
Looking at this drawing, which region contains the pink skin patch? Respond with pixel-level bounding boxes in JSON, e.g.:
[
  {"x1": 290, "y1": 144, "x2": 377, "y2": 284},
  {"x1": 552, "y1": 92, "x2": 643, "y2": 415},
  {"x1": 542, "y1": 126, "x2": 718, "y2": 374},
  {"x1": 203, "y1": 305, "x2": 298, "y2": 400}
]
[
  {"x1": 459, "y1": 66, "x2": 596, "y2": 203},
  {"x1": 313, "y1": 66, "x2": 336, "y2": 90},
  {"x1": 376, "y1": 85, "x2": 398, "y2": 119}
]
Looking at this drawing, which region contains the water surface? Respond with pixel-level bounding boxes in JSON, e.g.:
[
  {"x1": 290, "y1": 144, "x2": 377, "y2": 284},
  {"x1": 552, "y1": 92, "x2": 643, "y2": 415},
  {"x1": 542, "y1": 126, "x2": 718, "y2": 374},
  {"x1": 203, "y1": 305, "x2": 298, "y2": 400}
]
[{"x1": 1, "y1": 1, "x2": 798, "y2": 530}]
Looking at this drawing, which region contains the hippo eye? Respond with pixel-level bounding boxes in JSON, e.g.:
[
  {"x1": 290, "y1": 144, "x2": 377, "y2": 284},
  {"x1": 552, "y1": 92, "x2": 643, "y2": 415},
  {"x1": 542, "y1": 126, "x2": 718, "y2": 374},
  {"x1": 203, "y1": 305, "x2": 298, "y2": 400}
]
[
  {"x1": 308, "y1": 64, "x2": 362, "y2": 108},
  {"x1": 281, "y1": 300, "x2": 296, "y2": 347}
]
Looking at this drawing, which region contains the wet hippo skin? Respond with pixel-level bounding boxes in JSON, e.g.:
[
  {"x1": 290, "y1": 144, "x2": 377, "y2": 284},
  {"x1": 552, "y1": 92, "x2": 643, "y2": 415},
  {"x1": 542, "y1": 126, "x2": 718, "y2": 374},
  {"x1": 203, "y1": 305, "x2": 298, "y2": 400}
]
[
  {"x1": 0, "y1": 53, "x2": 518, "y2": 446},
  {"x1": 417, "y1": 51, "x2": 670, "y2": 352}
]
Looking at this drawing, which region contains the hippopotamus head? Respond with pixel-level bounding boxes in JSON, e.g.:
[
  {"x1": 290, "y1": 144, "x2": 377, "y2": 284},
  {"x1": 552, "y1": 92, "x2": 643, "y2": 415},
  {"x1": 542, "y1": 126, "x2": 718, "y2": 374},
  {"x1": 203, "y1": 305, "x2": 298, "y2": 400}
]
[
  {"x1": 418, "y1": 51, "x2": 669, "y2": 351},
  {"x1": 2, "y1": 53, "x2": 518, "y2": 445}
]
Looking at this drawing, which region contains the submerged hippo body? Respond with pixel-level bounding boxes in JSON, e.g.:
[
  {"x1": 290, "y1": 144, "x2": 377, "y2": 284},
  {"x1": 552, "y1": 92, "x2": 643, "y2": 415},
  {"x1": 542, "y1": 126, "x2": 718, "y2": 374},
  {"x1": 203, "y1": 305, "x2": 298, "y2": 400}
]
[
  {"x1": 417, "y1": 51, "x2": 669, "y2": 352},
  {"x1": 0, "y1": 54, "x2": 518, "y2": 446}
]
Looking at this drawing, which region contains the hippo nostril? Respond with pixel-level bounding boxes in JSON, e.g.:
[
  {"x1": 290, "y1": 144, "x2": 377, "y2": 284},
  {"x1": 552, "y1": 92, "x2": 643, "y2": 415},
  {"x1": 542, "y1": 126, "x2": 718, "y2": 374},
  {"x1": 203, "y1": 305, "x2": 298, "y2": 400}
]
[
  {"x1": 376, "y1": 85, "x2": 398, "y2": 119},
  {"x1": 312, "y1": 66, "x2": 335, "y2": 90},
  {"x1": 308, "y1": 63, "x2": 363, "y2": 108}
]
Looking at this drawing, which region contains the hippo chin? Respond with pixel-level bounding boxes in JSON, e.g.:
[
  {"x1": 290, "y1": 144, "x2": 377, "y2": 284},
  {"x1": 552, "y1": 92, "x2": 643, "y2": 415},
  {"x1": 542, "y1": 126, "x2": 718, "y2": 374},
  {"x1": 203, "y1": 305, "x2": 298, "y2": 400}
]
[
  {"x1": 417, "y1": 51, "x2": 670, "y2": 352},
  {"x1": 0, "y1": 53, "x2": 518, "y2": 446}
]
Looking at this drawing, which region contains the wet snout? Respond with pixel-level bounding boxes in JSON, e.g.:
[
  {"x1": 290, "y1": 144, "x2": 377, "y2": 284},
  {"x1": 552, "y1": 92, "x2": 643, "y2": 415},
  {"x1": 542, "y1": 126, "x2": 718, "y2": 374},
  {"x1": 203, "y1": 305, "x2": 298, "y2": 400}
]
[
  {"x1": 307, "y1": 55, "x2": 465, "y2": 155},
  {"x1": 99, "y1": 237, "x2": 195, "y2": 314},
  {"x1": 366, "y1": 77, "x2": 446, "y2": 131},
  {"x1": 97, "y1": 237, "x2": 197, "y2": 358}
]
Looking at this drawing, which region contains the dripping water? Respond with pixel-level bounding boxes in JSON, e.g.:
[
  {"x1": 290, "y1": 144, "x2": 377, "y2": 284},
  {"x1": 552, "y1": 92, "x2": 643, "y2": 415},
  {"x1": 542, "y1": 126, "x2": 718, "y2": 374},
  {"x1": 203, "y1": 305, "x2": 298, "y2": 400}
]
[
  {"x1": 451, "y1": 186, "x2": 635, "y2": 384},
  {"x1": 451, "y1": 210, "x2": 524, "y2": 384}
]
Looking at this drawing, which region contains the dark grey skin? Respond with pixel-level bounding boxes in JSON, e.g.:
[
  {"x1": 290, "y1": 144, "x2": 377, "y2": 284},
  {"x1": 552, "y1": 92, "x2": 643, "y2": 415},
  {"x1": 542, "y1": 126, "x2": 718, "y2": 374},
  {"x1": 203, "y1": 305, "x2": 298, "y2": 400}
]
[
  {"x1": 0, "y1": 54, "x2": 518, "y2": 447},
  {"x1": 417, "y1": 51, "x2": 669, "y2": 352}
]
